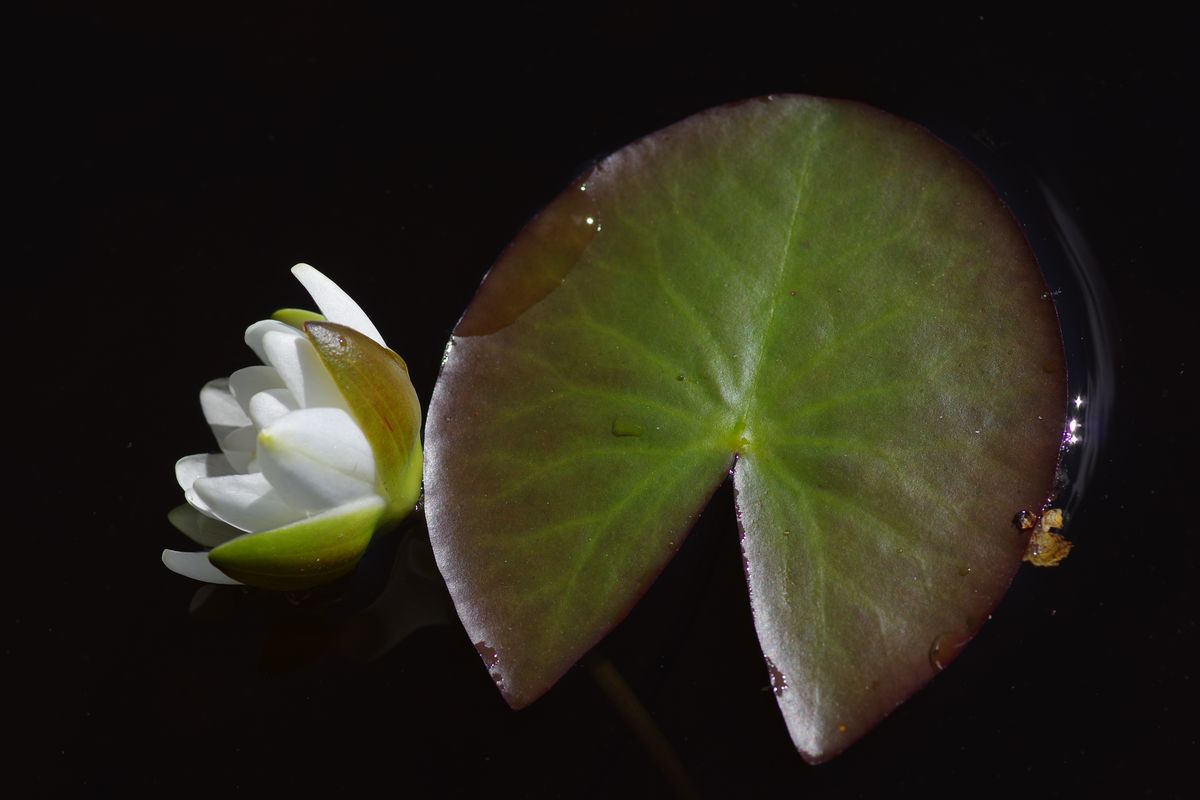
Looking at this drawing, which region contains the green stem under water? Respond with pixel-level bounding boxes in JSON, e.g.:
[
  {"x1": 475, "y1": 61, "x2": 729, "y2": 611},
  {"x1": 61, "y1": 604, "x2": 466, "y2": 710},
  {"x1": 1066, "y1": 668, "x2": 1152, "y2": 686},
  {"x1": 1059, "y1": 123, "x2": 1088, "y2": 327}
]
[{"x1": 587, "y1": 656, "x2": 700, "y2": 800}]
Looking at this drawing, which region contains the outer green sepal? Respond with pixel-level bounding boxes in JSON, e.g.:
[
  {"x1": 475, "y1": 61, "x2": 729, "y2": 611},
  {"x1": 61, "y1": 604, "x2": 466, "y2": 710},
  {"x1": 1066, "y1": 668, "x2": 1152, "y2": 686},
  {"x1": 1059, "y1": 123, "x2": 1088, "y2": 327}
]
[
  {"x1": 271, "y1": 308, "x2": 326, "y2": 329},
  {"x1": 304, "y1": 321, "x2": 424, "y2": 523},
  {"x1": 209, "y1": 496, "x2": 386, "y2": 590}
]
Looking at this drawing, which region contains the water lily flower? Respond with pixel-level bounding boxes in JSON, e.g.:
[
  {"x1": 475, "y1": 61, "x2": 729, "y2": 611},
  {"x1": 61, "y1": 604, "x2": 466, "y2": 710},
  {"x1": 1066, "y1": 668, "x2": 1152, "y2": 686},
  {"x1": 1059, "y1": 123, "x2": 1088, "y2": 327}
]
[{"x1": 163, "y1": 264, "x2": 423, "y2": 590}]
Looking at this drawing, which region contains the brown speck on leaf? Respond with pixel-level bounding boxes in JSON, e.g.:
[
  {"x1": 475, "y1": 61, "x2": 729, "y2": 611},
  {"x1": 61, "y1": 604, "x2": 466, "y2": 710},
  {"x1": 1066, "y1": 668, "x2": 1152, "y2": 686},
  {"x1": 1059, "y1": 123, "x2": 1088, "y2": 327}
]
[{"x1": 1023, "y1": 507, "x2": 1072, "y2": 567}]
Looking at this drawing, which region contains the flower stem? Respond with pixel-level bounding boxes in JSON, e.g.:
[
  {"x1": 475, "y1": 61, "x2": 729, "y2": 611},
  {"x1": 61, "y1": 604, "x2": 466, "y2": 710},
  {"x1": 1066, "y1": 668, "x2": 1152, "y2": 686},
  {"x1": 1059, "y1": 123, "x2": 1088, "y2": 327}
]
[{"x1": 587, "y1": 656, "x2": 699, "y2": 800}]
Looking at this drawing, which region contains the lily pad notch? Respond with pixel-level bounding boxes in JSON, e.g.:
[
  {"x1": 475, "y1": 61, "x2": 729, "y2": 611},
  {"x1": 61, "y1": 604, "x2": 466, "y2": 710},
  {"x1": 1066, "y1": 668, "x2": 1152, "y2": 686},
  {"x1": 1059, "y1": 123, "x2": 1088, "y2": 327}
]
[{"x1": 424, "y1": 95, "x2": 1066, "y2": 762}]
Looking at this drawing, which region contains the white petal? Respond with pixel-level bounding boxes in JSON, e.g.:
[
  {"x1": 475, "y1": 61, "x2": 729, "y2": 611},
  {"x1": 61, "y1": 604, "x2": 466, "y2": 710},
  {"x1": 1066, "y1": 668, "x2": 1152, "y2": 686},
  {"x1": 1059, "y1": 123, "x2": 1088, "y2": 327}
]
[
  {"x1": 248, "y1": 388, "x2": 298, "y2": 430},
  {"x1": 257, "y1": 407, "x2": 376, "y2": 511},
  {"x1": 291, "y1": 263, "x2": 386, "y2": 347},
  {"x1": 162, "y1": 550, "x2": 243, "y2": 585},
  {"x1": 262, "y1": 329, "x2": 346, "y2": 410},
  {"x1": 184, "y1": 485, "x2": 213, "y2": 516},
  {"x1": 175, "y1": 453, "x2": 235, "y2": 492},
  {"x1": 192, "y1": 472, "x2": 309, "y2": 532},
  {"x1": 244, "y1": 319, "x2": 300, "y2": 366},
  {"x1": 228, "y1": 366, "x2": 286, "y2": 416},
  {"x1": 167, "y1": 504, "x2": 243, "y2": 548},
  {"x1": 220, "y1": 426, "x2": 258, "y2": 472},
  {"x1": 199, "y1": 379, "x2": 251, "y2": 445}
]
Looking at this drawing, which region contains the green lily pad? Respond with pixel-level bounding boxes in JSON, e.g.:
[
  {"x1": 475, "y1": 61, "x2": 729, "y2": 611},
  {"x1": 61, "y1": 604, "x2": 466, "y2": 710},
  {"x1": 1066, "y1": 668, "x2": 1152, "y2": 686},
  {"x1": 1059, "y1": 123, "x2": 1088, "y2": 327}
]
[{"x1": 424, "y1": 96, "x2": 1065, "y2": 762}]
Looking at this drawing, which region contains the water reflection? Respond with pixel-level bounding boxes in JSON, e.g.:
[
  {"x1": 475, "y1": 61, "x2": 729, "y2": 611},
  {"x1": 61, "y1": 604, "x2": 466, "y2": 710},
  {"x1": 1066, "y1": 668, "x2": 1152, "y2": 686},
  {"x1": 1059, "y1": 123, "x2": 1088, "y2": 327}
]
[
  {"x1": 1066, "y1": 416, "x2": 1080, "y2": 446},
  {"x1": 1039, "y1": 180, "x2": 1117, "y2": 516},
  {"x1": 186, "y1": 515, "x2": 456, "y2": 671}
]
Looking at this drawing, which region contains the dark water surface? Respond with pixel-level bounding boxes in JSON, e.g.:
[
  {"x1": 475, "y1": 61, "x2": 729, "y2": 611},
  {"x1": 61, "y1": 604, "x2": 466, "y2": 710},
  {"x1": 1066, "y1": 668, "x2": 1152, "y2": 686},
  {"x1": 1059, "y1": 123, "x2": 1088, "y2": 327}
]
[{"x1": 14, "y1": 8, "x2": 1194, "y2": 797}]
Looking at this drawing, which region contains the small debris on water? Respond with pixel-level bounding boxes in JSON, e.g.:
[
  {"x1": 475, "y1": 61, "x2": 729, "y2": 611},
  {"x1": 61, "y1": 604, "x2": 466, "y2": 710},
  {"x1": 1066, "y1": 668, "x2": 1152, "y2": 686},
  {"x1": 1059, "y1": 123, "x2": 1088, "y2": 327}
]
[
  {"x1": 1022, "y1": 507, "x2": 1072, "y2": 567},
  {"x1": 1013, "y1": 510, "x2": 1038, "y2": 531}
]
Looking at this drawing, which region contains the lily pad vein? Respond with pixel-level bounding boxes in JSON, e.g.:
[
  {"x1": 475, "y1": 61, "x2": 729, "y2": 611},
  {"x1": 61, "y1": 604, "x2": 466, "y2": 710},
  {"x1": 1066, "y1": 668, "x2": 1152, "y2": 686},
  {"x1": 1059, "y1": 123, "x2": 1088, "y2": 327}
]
[{"x1": 741, "y1": 110, "x2": 829, "y2": 436}]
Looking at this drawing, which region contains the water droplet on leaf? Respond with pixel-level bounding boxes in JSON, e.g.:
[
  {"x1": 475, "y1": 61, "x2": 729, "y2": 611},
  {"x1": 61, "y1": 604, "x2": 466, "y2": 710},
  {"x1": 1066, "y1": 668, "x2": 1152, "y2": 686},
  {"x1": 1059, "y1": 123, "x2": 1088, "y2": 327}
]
[
  {"x1": 611, "y1": 417, "x2": 643, "y2": 437},
  {"x1": 929, "y1": 631, "x2": 971, "y2": 672}
]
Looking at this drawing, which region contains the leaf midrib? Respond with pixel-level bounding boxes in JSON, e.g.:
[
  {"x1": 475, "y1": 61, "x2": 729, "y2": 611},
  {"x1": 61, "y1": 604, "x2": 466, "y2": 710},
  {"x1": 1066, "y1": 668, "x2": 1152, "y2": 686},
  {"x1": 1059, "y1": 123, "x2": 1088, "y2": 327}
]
[{"x1": 737, "y1": 110, "x2": 830, "y2": 448}]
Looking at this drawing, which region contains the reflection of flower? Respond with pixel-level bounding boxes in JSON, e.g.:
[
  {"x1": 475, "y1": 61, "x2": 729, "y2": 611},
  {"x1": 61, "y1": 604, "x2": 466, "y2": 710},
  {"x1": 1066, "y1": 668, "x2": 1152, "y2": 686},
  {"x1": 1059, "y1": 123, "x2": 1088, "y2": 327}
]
[{"x1": 163, "y1": 264, "x2": 423, "y2": 590}]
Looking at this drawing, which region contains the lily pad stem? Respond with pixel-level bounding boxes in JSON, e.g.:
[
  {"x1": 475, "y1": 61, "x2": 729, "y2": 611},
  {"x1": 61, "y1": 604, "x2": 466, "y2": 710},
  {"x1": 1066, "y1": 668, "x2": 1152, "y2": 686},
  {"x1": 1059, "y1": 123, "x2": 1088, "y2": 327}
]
[{"x1": 587, "y1": 655, "x2": 699, "y2": 800}]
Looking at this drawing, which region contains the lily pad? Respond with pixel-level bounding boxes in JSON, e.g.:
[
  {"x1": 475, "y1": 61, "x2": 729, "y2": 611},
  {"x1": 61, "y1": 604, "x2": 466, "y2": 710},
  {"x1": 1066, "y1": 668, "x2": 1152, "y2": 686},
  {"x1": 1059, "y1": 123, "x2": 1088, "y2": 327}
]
[{"x1": 424, "y1": 96, "x2": 1065, "y2": 762}]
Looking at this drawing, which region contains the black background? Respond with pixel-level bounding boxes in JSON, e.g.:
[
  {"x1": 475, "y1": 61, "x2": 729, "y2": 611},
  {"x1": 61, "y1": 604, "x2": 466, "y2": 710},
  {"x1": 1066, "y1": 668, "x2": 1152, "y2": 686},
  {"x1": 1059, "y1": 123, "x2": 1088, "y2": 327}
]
[{"x1": 15, "y1": 4, "x2": 1195, "y2": 797}]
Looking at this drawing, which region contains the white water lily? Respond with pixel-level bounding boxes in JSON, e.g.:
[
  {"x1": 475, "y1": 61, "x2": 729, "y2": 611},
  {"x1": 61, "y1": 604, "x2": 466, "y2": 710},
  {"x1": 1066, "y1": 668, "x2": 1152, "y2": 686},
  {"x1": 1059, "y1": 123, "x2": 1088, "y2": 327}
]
[{"x1": 163, "y1": 264, "x2": 423, "y2": 590}]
